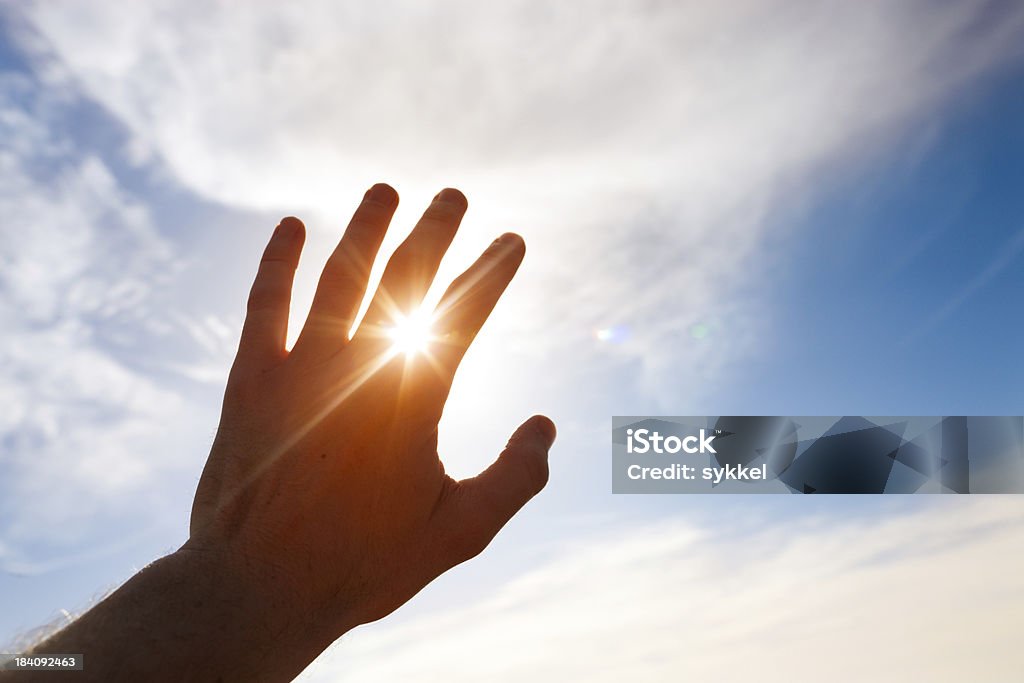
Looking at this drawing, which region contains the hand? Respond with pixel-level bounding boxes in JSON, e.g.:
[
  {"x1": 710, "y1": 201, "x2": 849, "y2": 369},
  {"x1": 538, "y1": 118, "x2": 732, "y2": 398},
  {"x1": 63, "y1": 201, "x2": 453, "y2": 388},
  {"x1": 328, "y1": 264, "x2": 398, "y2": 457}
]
[{"x1": 186, "y1": 184, "x2": 556, "y2": 645}]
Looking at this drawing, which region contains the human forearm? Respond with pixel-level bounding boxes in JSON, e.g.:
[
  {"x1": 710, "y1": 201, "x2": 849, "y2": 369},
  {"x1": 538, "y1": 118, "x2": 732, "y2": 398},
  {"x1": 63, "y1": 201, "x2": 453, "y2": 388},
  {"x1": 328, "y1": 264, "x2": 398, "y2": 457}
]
[
  {"x1": 3, "y1": 188, "x2": 554, "y2": 681},
  {"x1": 5, "y1": 546, "x2": 338, "y2": 683}
]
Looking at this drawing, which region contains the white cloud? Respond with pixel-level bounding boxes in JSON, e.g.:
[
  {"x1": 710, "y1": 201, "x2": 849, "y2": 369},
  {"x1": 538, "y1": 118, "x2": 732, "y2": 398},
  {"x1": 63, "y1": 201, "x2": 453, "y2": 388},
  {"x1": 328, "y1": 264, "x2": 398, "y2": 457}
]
[
  {"x1": 304, "y1": 498, "x2": 1024, "y2": 682},
  {"x1": 0, "y1": 0, "x2": 1022, "y2": 662},
  {"x1": 0, "y1": 68, "x2": 197, "y2": 568},
  {"x1": 17, "y1": 0, "x2": 1024, "y2": 408},
  {"x1": 0, "y1": 0, "x2": 1019, "y2": 562}
]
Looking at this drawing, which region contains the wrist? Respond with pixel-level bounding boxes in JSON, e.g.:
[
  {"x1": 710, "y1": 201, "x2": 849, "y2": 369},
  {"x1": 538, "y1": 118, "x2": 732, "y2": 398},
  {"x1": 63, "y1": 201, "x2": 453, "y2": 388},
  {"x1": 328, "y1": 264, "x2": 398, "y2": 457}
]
[
  {"x1": 173, "y1": 536, "x2": 356, "y2": 643},
  {"x1": 168, "y1": 542, "x2": 346, "y2": 679}
]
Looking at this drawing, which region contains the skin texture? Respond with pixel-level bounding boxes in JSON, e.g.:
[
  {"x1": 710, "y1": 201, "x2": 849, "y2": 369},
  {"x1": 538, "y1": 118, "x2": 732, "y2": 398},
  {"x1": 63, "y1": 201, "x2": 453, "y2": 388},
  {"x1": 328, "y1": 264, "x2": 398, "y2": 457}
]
[{"x1": 6, "y1": 185, "x2": 555, "y2": 682}]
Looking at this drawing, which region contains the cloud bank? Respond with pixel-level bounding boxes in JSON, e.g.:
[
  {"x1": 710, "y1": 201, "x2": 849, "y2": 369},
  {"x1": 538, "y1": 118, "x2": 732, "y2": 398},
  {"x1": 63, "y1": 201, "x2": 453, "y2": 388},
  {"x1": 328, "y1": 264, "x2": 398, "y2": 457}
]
[
  {"x1": 2, "y1": 0, "x2": 1022, "y2": 603},
  {"x1": 307, "y1": 498, "x2": 1024, "y2": 682},
  {"x1": 1, "y1": 0, "x2": 1023, "y2": 671},
  {"x1": 0, "y1": 74, "x2": 184, "y2": 572},
  {"x1": 19, "y1": 0, "x2": 1024, "y2": 405}
]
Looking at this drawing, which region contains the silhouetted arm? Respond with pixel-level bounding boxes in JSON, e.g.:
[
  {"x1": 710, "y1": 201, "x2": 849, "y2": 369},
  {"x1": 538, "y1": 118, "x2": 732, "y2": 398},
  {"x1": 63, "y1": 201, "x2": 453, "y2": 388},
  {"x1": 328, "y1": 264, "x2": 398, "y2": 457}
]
[{"x1": 4, "y1": 185, "x2": 555, "y2": 682}]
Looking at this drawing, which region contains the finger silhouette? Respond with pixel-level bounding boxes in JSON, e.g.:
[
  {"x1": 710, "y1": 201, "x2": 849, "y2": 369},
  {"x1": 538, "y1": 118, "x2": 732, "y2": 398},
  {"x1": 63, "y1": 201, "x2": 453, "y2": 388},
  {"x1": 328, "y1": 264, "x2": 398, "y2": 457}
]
[
  {"x1": 358, "y1": 188, "x2": 467, "y2": 339},
  {"x1": 437, "y1": 415, "x2": 556, "y2": 564},
  {"x1": 430, "y1": 232, "x2": 525, "y2": 381},
  {"x1": 292, "y1": 184, "x2": 398, "y2": 359},
  {"x1": 237, "y1": 216, "x2": 306, "y2": 367}
]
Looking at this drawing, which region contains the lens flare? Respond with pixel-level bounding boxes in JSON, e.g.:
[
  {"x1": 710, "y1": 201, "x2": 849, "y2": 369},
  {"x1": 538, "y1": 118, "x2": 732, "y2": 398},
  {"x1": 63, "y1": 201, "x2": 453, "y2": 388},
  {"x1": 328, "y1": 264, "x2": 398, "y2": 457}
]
[
  {"x1": 594, "y1": 324, "x2": 630, "y2": 344},
  {"x1": 385, "y1": 309, "x2": 435, "y2": 358}
]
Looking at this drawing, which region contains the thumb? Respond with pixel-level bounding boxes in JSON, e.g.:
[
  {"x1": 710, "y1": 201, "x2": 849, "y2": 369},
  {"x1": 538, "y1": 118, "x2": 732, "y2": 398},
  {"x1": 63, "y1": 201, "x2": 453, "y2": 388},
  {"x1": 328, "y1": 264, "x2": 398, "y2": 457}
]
[{"x1": 439, "y1": 415, "x2": 556, "y2": 563}]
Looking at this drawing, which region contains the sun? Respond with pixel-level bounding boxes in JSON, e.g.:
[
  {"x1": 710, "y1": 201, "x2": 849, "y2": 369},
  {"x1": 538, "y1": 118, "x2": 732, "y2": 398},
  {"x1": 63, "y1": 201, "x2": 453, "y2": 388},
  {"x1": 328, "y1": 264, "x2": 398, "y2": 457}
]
[{"x1": 385, "y1": 308, "x2": 436, "y2": 358}]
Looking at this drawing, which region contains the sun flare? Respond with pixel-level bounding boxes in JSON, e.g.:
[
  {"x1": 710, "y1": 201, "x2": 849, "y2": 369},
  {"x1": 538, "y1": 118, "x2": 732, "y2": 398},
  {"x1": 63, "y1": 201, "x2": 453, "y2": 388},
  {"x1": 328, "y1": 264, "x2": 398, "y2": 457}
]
[{"x1": 385, "y1": 309, "x2": 436, "y2": 358}]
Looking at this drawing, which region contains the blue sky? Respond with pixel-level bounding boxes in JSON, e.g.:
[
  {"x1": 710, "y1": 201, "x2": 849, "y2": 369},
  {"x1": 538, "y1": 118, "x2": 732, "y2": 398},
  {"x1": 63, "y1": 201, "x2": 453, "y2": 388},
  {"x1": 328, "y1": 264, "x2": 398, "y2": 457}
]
[
  {"x1": 735, "y1": 69, "x2": 1024, "y2": 416},
  {"x1": 1, "y1": 2, "x2": 1023, "y2": 680}
]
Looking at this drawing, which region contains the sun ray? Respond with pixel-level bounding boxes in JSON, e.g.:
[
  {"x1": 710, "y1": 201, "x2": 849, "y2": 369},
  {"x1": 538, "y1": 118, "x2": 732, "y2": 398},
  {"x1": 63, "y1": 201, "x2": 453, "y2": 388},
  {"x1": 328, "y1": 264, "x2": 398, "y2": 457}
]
[
  {"x1": 385, "y1": 308, "x2": 436, "y2": 358},
  {"x1": 210, "y1": 349, "x2": 394, "y2": 518}
]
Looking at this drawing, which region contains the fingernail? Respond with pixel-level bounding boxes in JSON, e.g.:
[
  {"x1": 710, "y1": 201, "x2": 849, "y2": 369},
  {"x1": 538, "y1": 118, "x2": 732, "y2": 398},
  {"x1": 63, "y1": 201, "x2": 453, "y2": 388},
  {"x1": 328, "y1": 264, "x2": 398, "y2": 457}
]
[
  {"x1": 492, "y1": 232, "x2": 524, "y2": 251},
  {"x1": 531, "y1": 415, "x2": 557, "y2": 448},
  {"x1": 365, "y1": 183, "x2": 397, "y2": 206},
  {"x1": 434, "y1": 187, "x2": 467, "y2": 207},
  {"x1": 278, "y1": 216, "x2": 304, "y2": 239}
]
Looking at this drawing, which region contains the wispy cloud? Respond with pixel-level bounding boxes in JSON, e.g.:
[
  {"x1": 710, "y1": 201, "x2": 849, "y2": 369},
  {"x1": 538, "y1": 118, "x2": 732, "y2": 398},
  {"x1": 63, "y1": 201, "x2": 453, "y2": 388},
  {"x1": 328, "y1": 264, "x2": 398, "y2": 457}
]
[
  {"x1": 0, "y1": 59, "x2": 194, "y2": 570},
  {"x1": 3, "y1": 0, "x2": 1023, "y2": 582},
  {"x1": 305, "y1": 498, "x2": 1024, "y2": 682},
  {"x1": 901, "y1": 225, "x2": 1024, "y2": 345},
  {"x1": 0, "y1": 0, "x2": 1022, "y2": 668},
  {"x1": 17, "y1": 0, "x2": 1024, "y2": 409}
]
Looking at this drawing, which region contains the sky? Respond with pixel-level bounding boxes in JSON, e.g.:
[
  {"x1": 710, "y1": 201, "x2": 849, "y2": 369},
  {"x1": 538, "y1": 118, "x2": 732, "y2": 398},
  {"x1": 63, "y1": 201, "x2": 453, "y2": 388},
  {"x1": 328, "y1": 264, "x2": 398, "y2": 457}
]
[{"x1": 1, "y1": 1, "x2": 1023, "y2": 680}]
